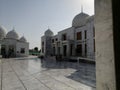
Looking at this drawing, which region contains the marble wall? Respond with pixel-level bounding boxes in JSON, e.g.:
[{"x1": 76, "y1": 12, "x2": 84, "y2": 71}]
[{"x1": 95, "y1": 0, "x2": 116, "y2": 90}]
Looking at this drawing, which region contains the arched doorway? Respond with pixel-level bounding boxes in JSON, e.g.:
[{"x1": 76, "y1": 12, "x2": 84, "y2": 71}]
[
  {"x1": 1, "y1": 45, "x2": 6, "y2": 58},
  {"x1": 8, "y1": 45, "x2": 15, "y2": 58}
]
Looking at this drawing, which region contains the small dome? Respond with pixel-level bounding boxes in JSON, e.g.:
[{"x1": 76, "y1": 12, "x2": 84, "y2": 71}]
[
  {"x1": 72, "y1": 12, "x2": 89, "y2": 27},
  {"x1": 45, "y1": 29, "x2": 53, "y2": 36},
  {"x1": 0, "y1": 25, "x2": 7, "y2": 40},
  {"x1": 6, "y1": 29, "x2": 19, "y2": 39},
  {"x1": 86, "y1": 15, "x2": 94, "y2": 23},
  {"x1": 20, "y1": 36, "x2": 27, "y2": 42}
]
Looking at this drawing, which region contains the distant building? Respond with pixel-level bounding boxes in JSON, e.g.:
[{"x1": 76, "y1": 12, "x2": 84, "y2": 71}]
[
  {"x1": 41, "y1": 12, "x2": 95, "y2": 60},
  {"x1": 0, "y1": 26, "x2": 29, "y2": 58}
]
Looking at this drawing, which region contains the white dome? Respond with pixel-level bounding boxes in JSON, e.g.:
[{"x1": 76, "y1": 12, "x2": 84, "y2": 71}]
[
  {"x1": 20, "y1": 36, "x2": 27, "y2": 42},
  {"x1": 0, "y1": 25, "x2": 7, "y2": 40},
  {"x1": 72, "y1": 12, "x2": 89, "y2": 27},
  {"x1": 6, "y1": 30, "x2": 19, "y2": 39},
  {"x1": 45, "y1": 29, "x2": 53, "y2": 36}
]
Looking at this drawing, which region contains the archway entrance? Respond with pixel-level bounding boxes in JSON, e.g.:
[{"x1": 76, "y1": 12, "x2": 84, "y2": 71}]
[
  {"x1": 1, "y1": 45, "x2": 6, "y2": 58},
  {"x1": 8, "y1": 45, "x2": 15, "y2": 58},
  {"x1": 76, "y1": 44, "x2": 82, "y2": 56},
  {"x1": 63, "y1": 45, "x2": 67, "y2": 56}
]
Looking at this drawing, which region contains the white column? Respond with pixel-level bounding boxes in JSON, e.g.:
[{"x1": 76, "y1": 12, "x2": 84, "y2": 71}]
[{"x1": 95, "y1": 0, "x2": 116, "y2": 90}]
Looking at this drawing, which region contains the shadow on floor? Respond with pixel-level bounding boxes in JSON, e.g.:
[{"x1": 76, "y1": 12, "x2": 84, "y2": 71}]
[
  {"x1": 13, "y1": 57, "x2": 96, "y2": 88},
  {"x1": 40, "y1": 57, "x2": 96, "y2": 87}
]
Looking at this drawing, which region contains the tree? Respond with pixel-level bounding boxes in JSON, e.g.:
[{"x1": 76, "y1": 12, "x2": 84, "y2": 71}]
[{"x1": 34, "y1": 47, "x2": 38, "y2": 52}]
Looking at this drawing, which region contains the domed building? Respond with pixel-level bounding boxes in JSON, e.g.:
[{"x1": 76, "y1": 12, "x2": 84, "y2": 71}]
[
  {"x1": 41, "y1": 11, "x2": 95, "y2": 60},
  {"x1": 0, "y1": 25, "x2": 7, "y2": 40},
  {"x1": 0, "y1": 26, "x2": 29, "y2": 58},
  {"x1": 20, "y1": 36, "x2": 27, "y2": 42},
  {"x1": 72, "y1": 12, "x2": 89, "y2": 27},
  {"x1": 45, "y1": 29, "x2": 53, "y2": 36},
  {"x1": 6, "y1": 30, "x2": 19, "y2": 39},
  {"x1": 41, "y1": 28, "x2": 53, "y2": 56}
]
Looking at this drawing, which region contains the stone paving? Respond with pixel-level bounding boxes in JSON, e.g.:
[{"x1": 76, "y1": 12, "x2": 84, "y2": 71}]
[{"x1": 0, "y1": 57, "x2": 96, "y2": 90}]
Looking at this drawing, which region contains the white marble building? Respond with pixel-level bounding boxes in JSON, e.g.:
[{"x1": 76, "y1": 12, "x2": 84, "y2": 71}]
[
  {"x1": 41, "y1": 12, "x2": 95, "y2": 60},
  {"x1": 0, "y1": 25, "x2": 29, "y2": 58}
]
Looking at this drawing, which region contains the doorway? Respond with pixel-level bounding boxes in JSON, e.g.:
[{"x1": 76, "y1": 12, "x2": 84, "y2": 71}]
[
  {"x1": 76, "y1": 44, "x2": 82, "y2": 56},
  {"x1": 53, "y1": 47, "x2": 55, "y2": 56},
  {"x1": 8, "y1": 45, "x2": 15, "y2": 57},
  {"x1": 58, "y1": 47, "x2": 60, "y2": 55},
  {"x1": 70, "y1": 44, "x2": 73, "y2": 56},
  {"x1": 1, "y1": 45, "x2": 6, "y2": 58},
  {"x1": 63, "y1": 45, "x2": 67, "y2": 56}
]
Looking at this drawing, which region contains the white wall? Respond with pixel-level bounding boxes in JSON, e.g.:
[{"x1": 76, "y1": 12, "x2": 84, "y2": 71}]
[
  {"x1": 16, "y1": 41, "x2": 29, "y2": 57},
  {"x1": 41, "y1": 15, "x2": 95, "y2": 59}
]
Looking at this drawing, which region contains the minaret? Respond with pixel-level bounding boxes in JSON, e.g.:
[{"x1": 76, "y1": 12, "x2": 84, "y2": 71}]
[
  {"x1": 81, "y1": 5, "x2": 83, "y2": 13},
  {"x1": 13, "y1": 26, "x2": 15, "y2": 31}
]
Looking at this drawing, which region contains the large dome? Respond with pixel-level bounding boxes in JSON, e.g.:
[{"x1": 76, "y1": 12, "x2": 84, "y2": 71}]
[
  {"x1": 6, "y1": 30, "x2": 19, "y2": 39},
  {"x1": 0, "y1": 25, "x2": 7, "y2": 40},
  {"x1": 72, "y1": 12, "x2": 89, "y2": 27},
  {"x1": 45, "y1": 29, "x2": 53, "y2": 36},
  {"x1": 20, "y1": 36, "x2": 27, "y2": 42}
]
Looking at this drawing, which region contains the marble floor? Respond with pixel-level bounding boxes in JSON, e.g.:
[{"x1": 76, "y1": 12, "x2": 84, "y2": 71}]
[{"x1": 0, "y1": 57, "x2": 96, "y2": 90}]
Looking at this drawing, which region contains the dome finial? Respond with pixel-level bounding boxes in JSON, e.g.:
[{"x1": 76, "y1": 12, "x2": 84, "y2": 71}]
[
  {"x1": 13, "y1": 26, "x2": 15, "y2": 31},
  {"x1": 81, "y1": 5, "x2": 83, "y2": 13},
  {"x1": 48, "y1": 26, "x2": 50, "y2": 29}
]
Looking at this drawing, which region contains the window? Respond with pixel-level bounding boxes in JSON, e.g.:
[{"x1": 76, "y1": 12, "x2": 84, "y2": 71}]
[
  {"x1": 70, "y1": 44, "x2": 73, "y2": 56},
  {"x1": 56, "y1": 38, "x2": 58, "y2": 41},
  {"x1": 52, "y1": 39, "x2": 54, "y2": 43},
  {"x1": 21, "y1": 48, "x2": 25, "y2": 54},
  {"x1": 62, "y1": 34, "x2": 67, "y2": 41},
  {"x1": 85, "y1": 44, "x2": 87, "y2": 56},
  {"x1": 85, "y1": 30, "x2": 87, "y2": 39},
  {"x1": 53, "y1": 47, "x2": 55, "y2": 55},
  {"x1": 57, "y1": 42, "x2": 60, "y2": 46},
  {"x1": 93, "y1": 26, "x2": 95, "y2": 37},
  {"x1": 1, "y1": 45, "x2": 6, "y2": 56},
  {"x1": 76, "y1": 44, "x2": 82, "y2": 56},
  {"x1": 58, "y1": 47, "x2": 60, "y2": 55},
  {"x1": 42, "y1": 42, "x2": 44, "y2": 53},
  {"x1": 42, "y1": 42, "x2": 44, "y2": 45},
  {"x1": 77, "y1": 32, "x2": 82, "y2": 40},
  {"x1": 42, "y1": 42, "x2": 44, "y2": 46},
  {"x1": 94, "y1": 39, "x2": 95, "y2": 52},
  {"x1": 42, "y1": 47, "x2": 44, "y2": 53}
]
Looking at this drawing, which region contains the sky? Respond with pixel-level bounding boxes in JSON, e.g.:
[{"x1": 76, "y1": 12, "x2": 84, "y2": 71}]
[{"x1": 0, "y1": 0, "x2": 94, "y2": 49}]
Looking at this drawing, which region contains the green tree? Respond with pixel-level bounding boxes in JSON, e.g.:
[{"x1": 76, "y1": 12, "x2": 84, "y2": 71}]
[{"x1": 34, "y1": 47, "x2": 38, "y2": 52}]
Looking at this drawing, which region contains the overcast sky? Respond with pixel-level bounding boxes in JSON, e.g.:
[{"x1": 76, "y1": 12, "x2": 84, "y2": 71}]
[{"x1": 0, "y1": 0, "x2": 94, "y2": 49}]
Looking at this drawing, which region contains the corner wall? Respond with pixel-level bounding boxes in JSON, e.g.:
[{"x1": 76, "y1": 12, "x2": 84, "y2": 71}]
[{"x1": 112, "y1": 0, "x2": 120, "y2": 89}]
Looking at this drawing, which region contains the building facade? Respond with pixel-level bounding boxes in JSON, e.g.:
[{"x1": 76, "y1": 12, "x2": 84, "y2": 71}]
[
  {"x1": 0, "y1": 25, "x2": 29, "y2": 58},
  {"x1": 41, "y1": 12, "x2": 95, "y2": 60}
]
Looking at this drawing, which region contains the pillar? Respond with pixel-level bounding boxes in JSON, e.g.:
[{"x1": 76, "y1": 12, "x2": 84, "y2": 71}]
[{"x1": 95, "y1": 0, "x2": 116, "y2": 90}]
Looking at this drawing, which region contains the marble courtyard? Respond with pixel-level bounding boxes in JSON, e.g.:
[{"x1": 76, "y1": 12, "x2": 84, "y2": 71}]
[{"x1": 0, "y1": 57, "x2": 95, "y2": 90}]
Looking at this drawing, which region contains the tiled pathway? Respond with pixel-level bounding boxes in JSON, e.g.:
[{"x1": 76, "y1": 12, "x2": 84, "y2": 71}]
[{"x1": 0, "y1": 57, "x2": 96, "y2": 90}]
